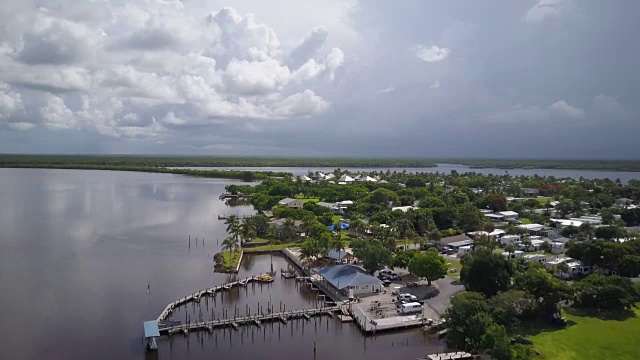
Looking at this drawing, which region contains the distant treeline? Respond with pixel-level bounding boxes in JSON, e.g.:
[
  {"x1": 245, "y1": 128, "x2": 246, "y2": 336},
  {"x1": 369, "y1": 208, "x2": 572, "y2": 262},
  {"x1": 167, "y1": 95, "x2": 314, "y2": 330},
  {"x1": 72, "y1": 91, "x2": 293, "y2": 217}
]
[
  {"x1": 436, "y1": 159, "x2": 640, "y2": 172},
  {"x1": 0, "y1": 159, "x2": 288, "y2": 181},
  {"x1": 0, "y1": 155, "x2": 438, "y2": 168},
  {"x1": 1, "y1": 154, "x2": 640, "y2": 172}
]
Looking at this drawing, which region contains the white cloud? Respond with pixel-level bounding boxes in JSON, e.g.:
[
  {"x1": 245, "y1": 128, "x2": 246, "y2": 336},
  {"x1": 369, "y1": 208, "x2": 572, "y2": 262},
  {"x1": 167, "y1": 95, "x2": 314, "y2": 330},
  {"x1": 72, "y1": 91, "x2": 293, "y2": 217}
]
[
  {"x1": 525, "y1": 0, "x2": 568, "y2": 23},
  {"x1": 0, "y1": 3, "x2": 346, "y2": 138},
  {"x1": 414, "y1": 45, "x2": 451, "y2": 62},
  {"x1": 379, "y1": 87, "x2": 395, "y2": 94},
  {"x1": 39, "y1": 94, "x2": 76, "y2": 130},
  {"x1": 549, "y1": 100, "x2": 585, "y2": 120},
  {"x1": 430, "y1": 81, "x2": 441, "y2": 89}
]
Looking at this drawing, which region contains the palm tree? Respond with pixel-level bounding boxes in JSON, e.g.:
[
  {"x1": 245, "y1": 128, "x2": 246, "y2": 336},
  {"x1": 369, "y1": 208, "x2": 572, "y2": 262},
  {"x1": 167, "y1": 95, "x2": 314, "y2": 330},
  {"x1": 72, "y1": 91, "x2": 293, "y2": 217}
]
[
  {"x1": 521, "y1": 236, "x2": 532, "y2": 252},
  {"x1": 350, "y1": 216, "x2": 365, "y2": 237},
  {"x1": 330, "y1": 234, "x2": 346, "y2": 262},
  {"x1": 301, "y1": 217, "x2": 316, "y2": 237},
  {"x1": 283, "y1": 219, "x2": 298, "y2": 241},
  {"x1": 240, "y1": 220, "x2": 256, "y2": 243},
  {"x1": 225, "y1": 215, "x2": 241, "y2": 244},
  {"x1": 221, "y1": 236, "x2": 236, "y2": 256}
]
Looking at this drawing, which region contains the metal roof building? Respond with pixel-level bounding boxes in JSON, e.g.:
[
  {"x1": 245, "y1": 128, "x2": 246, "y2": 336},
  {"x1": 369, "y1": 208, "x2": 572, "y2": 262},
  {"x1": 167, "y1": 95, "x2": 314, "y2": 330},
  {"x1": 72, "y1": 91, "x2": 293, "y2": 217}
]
[{"x1": 317, "y1": 264, "x2": 383, "y2": 295}]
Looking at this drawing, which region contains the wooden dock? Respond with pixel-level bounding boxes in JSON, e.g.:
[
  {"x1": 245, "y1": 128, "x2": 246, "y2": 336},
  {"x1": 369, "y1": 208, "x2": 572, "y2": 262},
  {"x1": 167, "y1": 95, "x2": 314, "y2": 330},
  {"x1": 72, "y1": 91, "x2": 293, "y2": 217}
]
[
  {"x1": 159, "y1": 307, "x2": 341, "y2": 335},
  {"x1": 156, "y1": 276, "x2": 272, "y2": 322}
]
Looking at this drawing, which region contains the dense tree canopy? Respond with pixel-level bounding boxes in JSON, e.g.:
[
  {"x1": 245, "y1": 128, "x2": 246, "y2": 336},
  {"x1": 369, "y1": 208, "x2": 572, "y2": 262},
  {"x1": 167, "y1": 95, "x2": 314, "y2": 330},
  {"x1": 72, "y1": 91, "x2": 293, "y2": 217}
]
[{"x1": 461, "y1": 248, "x2": 514, "y2": 297}]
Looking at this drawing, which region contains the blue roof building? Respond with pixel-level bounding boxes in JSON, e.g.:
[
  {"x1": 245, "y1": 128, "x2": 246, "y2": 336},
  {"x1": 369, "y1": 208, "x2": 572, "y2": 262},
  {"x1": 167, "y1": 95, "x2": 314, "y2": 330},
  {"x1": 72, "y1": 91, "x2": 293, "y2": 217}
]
[{"x1": 317, "y1": 264, "x2": 383, "y2": 296}]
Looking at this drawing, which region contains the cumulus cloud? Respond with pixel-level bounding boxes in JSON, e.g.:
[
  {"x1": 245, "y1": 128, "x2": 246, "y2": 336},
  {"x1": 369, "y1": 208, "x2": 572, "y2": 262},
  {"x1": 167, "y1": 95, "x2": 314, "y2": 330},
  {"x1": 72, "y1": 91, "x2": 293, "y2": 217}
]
[
  {"x1": 414, "y1": 45, "x2": 451, "y2": 62},
  {"x1": 0, "y1": 3, "x2": 345, "y2": 139},
  {"x1": 525, "y1": 0, "x2": 568, "y2": 23},
  {"x1": 379, "y1": 87, "x2": 395, "y2": 94},
  {"x1": 549, "y1": 100, "x2": 585, "y2": 120},
  {"x1": 430, "y1": 81, "x2": 441, "y2": 89}
]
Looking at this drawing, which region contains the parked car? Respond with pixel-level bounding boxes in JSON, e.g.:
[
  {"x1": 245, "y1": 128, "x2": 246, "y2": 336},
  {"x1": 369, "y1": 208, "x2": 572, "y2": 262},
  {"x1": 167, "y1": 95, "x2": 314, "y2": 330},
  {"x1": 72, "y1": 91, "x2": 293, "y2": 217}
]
[{"x1": 382, "y1": 279, "x2": 391, "y2": 287}]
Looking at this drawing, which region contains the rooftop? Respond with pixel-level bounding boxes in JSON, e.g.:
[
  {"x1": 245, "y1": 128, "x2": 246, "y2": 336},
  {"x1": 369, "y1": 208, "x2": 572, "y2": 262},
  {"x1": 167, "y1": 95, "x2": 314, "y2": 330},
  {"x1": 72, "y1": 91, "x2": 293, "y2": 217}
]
[{"x1": 317, "y1": 264, "x2": 383, "y2": 290}]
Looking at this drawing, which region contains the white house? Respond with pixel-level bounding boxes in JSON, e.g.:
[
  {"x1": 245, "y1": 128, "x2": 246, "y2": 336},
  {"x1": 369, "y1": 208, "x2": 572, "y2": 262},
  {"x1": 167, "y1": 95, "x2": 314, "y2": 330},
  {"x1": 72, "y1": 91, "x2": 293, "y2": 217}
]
[
  {"x1": 499, "y1": 211, "x2": 519, "y2": 221},
  {"x1": 500, "y1": 235, "x2": 521, "y2": 246},
  {"x1": 278, "y1": 198, "x2": 304, "y2": 209},
  {"x1": 502, "y1": 250, "x2": 525, "y2": 259},
  {"x1": 485, "y1": 213, "x2": 506, "y2": 222},
  {"x1": 458, "y1": 245, "x2": 473, "y2": 256},
  {"x1": 523, "y1": 254, "x2": 548, "y2": 265},
  {"x1": 392, "y1": 206, "x2": 418, "y2": 212}
]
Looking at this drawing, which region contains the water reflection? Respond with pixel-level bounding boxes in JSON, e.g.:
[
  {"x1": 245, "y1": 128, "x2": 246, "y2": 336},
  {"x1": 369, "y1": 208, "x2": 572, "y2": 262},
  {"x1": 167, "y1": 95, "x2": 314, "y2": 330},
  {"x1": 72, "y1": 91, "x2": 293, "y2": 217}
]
[{"x1": 0, "y1": 169, "x2": 443, "y2": 360}]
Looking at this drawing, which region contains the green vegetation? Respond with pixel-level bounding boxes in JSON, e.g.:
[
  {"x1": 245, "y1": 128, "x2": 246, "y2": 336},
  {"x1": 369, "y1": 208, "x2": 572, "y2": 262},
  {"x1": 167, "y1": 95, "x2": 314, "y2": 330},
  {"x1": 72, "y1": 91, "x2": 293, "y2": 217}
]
[
  {"x1": 528, "y1": 307, "x2": 640, "y2": 360},
  {"x1": 244, "y1": 243, "x2": 299, "y2": 252},
  {"x1": 7, "y1": 154, "x2": 640, "y2": 171},
  {"x1": 408, "y1": 248, "x2": 448, "y2": 285},
  {"x1": 221, "y1": 250, "x2": 242, "y2": 268},
  {"x1": 445, "y1": 258, "x2": 462, "y2": 280}
]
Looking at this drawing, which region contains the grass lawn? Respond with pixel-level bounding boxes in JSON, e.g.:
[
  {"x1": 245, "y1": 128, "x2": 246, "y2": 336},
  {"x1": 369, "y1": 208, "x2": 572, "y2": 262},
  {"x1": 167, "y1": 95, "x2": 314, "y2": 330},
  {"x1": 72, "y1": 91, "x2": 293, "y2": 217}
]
[
  {"x1": 332, "y1": 215, "x2": 342, "y2": 224},
  {"x1": 243, "y1": 242, "x2": 301, "y2": 252},
  {"x1": 295, "y1": 194, "x2": 320, "y2": 203},
  {"x1": 519, "y1": 217, "x2": 533, "y2": 224},
  {"x1": 444, "y1": 257, "x2": 462, "y2": 280},
  {"x1": 527, "y1": 307, "x2": 640, "y2": 360},
  {"x1": 221, "y1": 250, "x2": 243, "y2": 269},
  {"x1": 536, "y1": 197, "x2": 553, "y2": 206},
  {"x1": 247, "y1": 237, "x2": 270, "y2": 244}
]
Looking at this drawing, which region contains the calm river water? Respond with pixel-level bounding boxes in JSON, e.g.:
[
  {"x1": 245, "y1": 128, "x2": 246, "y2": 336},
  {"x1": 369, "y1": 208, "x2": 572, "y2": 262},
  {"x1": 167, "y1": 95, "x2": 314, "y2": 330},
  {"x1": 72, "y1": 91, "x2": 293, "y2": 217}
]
[{"x1": 0, "y1": 168, "x2": 443, "y2": 360}]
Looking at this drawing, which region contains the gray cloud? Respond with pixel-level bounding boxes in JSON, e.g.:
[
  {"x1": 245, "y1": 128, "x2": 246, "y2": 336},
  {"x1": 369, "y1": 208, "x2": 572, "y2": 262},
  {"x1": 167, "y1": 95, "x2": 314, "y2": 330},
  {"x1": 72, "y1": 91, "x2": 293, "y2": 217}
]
[{"x1": 0, "y1": 0, "x2": 638, "y2": 158}]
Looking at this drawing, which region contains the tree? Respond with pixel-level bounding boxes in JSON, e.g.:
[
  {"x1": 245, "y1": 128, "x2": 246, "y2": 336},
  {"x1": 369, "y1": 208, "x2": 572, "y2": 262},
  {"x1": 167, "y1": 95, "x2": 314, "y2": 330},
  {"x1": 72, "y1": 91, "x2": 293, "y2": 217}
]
[
  {"x1": 221, "y1": 236, "x2": 235, "y2": 254},
  {"x1": 240, "y1": 220, "x2": 256, "y2": 243},
  {"x1": 504, "y1": 244, "x2": 516, "y2": 256},
  {"x1": 393, "y1": 249, "x2": 418, "y2": 269},
  {"x1": 460, "y1": 248, "x2": 514, "y2": 297},
  {"x1": 474, "y1": 234, "x2": 497, "y2": 251},
  {"x1": 282, "y1": 218, "x2": 298, "y2": 241},
  {"x1": 478, "y1": 193, "x2": 508, "y2": 212},
  {"x1": 514, "y1": 267, "x2": 573, "y2": 314},
  {"x1": 408, "y1": 249, "x2": 448, "y2": 286},
  {"x1": 487, "y1": 290, "x2": 535, "y2": 331},
  {"x1": 457, "y1": 204, "x2": 485, "y2": 232},
  {"x1": 540, "y1": 241, "x2": 552, "y2": 253},
  {"x1": 521, "y1": 236, "x2": 532, "y2": 252},
  {"x1": 573, "y1": 274, "x2": 640, "y2": 312},
  {"x1": 330, "y1": 234, "x2": 346, "y2": 261},
  {"x1": 350, "y1": 239, "x2": 393, "y2": 274},
  {"x1": 225, "y1": 215, "x2": 241, "y2": 244}
]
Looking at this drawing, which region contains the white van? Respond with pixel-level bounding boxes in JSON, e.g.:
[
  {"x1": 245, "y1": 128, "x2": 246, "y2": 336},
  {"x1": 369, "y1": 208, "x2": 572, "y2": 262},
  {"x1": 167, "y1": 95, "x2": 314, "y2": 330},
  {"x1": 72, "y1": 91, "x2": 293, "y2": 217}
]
[{"x1": 398, "y1": 302, "x2": 423, "y2": 314}]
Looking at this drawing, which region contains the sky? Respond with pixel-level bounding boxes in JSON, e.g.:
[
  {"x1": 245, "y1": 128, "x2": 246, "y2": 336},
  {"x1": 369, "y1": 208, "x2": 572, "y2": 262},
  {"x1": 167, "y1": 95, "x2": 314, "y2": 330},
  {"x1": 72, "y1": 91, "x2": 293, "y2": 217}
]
[{"x1": 0, "y1": 0, "x2": 638, "y2": 158}]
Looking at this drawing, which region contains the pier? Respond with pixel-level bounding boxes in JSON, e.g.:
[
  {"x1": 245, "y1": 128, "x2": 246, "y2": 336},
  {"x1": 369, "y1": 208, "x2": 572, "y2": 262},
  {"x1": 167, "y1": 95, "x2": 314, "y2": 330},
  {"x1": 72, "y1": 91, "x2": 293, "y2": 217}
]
[
  {"x1": 156, "y1": 275, "x2": 273, "y2": 322},
  {"x1": 159, "y1": 307, "x2": 341, "y2": 335}
]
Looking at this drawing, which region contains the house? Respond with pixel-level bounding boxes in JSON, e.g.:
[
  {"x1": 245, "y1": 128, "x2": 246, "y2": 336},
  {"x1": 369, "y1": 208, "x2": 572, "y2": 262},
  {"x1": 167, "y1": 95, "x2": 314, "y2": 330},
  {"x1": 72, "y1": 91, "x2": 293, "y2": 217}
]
[
  {"x1": 338, "y1": 174, "x2": 355, "y2": 183},
  {"x1": 560, "y1": 261, "x2": 591, "y2": 279},
  {"x1": 615, "y1": 197, "x2": 633, "y2": 206},
  {"x1": 499, "y1": 211, "x2": 519, "y2": 221},
  {"x1": 440, "y1": 234, "x2": 474, "y2": 249},
  {"x1": 485, "y1": 213, "x2": 506, "y2": 222},
  {"x1": 326, "y1": 249, "x2": 354, "y2": 263},
  {"x1": 501, "y1": 250, "x2": 525, "y2": 259},
  {"x1": 361, "y1": 176, "x2": 377, "y2": 182},
  {"x1": 458, "y1": 245, "x2": 473, "y2": 256},
  {"x1": 506, "y1": 197, "x2": 525, "y2": 203},
  {"x1": 467, "y1": 229, "x2": 506, "y2": 239},
  {"x1": 479, "y1": 209, "x2": 493, "y2": 214},
  {"x1": 268, "y1": 218, "x2": 303, "y2": 233},
  {"x1": 523, "y1": 254, "x2": 548, "y2": 264},
  {"x1": 521, "y1": 188, "x2": 539, "y2": 196},
  {"x1": 278, "y1": 198, "x2": 304, "y2": 209},
  {"x1": 316, "y1": 264, "x2": 384, "y2": 296},
  {"x1": 392, "y1": 206, "x2": 418, "y2": 212},
  {"x1": 500, "y1": 235, "x2": 521, "y2": 246},
  {"x1": 517, "y1": 223, "x2": 553, "y2": 236}
]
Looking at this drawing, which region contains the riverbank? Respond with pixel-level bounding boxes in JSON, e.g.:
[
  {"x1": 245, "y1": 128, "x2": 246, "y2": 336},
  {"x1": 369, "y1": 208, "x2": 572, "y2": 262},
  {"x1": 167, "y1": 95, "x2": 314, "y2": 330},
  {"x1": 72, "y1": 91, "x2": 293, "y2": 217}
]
[
  {"x1": 0, "y1": 164, "x2": 280, "y2": 181},
  {"x1": 4, "y1": 154, "x2": 640, "y2": 172},
  {"x1": 213, "y1": 250, "x2": 243, "y2": 273}
]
